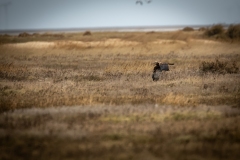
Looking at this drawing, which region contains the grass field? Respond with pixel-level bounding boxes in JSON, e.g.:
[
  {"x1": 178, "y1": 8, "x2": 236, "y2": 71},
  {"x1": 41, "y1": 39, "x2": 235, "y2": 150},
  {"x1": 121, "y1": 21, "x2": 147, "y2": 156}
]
[{"x1": 0, "y1": 30, "x2": 240, "y2": 160}]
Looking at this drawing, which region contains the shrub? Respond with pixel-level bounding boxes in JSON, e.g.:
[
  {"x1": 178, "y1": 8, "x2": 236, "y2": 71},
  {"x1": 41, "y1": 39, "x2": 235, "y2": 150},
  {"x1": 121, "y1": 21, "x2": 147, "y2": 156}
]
[
  {"x1": 32, "y1": 33, "x2": 40, "y2": 36},
  {"x1": 83, "y1": 31, "x2": 92, "y2": 36},
  {"x1": 205, "y1": 24, "x2": 224, "y2": 37},
  {"x1": 198, "y1": 27, "x2": 206, "y2": 31},
  {"x1": 146, "y1": 31, "x2": 155, "y2": 34},
  {"x1": 182, "y1": 27, "x2": 194, "y2": 31},
  {"x1": 227, "y1": 24, "x2": 240, "y2": 40},
  {"x1": 18, "y1": 32, "x2": 31, "y2": 37},
  {"x1": 0, "y1": 34, "x2": 11, "y2": 37},
  {"x1": 199, "y1": 59, "x2": 239, "y2": 74}
]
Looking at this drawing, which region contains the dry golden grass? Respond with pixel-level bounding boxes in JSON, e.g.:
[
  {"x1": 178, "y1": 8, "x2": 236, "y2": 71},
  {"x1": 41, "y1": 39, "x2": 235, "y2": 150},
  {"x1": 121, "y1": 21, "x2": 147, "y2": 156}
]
[
  {"x1": 0, "y1": 31, "x2": 240, "y2": 160},
  {"x1": 1, "y1": 105, "x2": 240, "y2": 160}
]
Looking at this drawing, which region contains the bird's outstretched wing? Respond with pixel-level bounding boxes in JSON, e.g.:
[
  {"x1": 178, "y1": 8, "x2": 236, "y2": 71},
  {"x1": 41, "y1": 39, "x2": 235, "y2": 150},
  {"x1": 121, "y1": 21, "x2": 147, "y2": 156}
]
[{"x1": 136, "y1": 0, "x2": 143, "y2": 5}]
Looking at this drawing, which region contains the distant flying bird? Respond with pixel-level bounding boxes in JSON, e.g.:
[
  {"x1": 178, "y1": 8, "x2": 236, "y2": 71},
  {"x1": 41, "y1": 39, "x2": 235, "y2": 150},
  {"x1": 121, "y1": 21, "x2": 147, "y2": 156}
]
[
  {"x1": 136, "y1": 0, "x2": 143, "y2": 5},
  {"x1": 145, "y1": 0, "x2": 152, "y2": 3},
  {"x1": 136, "y1": 0, "x2": 152, "y2": 5}
]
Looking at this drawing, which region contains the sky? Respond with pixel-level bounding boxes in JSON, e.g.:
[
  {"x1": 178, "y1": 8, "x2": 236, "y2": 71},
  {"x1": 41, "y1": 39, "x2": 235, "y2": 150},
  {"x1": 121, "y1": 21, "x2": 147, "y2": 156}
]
[{"x1": 0, "y1": 0, "x2": 240, "y2": 30}]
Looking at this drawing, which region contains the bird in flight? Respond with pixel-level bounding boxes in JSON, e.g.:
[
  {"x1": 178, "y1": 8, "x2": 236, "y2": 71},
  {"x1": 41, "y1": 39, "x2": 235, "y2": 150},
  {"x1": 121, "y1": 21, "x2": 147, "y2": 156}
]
[
  {"x1": 136, "y1": 0, "x2": 143, "y2": 5},
  {"x1": 136, "y1": 0, "x2": 152, "y2": 5},
  {"x1": 146, "y1": 0, "x2": 152, "y2": 3}
]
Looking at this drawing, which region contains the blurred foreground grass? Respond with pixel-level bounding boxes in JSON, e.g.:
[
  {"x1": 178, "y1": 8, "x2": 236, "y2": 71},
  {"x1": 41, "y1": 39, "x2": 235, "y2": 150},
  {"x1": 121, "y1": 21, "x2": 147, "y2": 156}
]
[{"x1": 1, "y1": 105, "x2": 240, "y2": 160}]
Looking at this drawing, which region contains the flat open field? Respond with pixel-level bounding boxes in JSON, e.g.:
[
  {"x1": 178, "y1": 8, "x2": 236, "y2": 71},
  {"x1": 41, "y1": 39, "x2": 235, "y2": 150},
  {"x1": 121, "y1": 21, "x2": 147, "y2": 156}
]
[{"x1": 0, "y1": 31, "x2": 240, "y2": 160}]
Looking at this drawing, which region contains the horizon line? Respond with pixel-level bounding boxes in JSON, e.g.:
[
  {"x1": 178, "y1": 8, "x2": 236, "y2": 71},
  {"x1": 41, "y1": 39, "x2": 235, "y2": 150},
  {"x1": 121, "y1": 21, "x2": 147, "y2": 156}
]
[{"x1": 0, "y1": 23, "x2": 233, "y2": 34}]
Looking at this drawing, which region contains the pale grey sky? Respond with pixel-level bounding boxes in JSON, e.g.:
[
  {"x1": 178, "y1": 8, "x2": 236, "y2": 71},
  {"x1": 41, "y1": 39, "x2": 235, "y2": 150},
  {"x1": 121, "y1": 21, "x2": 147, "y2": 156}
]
[{"x1": 0, "y1": 0, "x2": 240, "y2": 30}]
